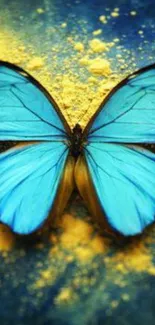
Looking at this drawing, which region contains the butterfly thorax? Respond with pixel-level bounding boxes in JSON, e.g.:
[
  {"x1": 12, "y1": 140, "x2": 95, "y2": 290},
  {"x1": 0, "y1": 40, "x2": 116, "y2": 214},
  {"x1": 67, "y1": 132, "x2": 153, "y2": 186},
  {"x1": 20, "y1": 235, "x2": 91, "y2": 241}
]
[{"x1": 70, "y1": 123, "x2": 83, "y2": 158}]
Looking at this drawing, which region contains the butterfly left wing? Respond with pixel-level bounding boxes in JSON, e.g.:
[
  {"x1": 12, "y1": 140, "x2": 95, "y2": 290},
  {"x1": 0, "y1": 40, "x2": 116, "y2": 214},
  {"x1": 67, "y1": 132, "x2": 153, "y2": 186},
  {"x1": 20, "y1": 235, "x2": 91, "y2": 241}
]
[
  {"x1": 84, "y1": 64, "x2": 155, "y2": 143},
  {"x1": 0, "y1": 61, "x2": 70, "y2": 141},
  {"x1": 75, "y1": 142, "x2": 155, "y2": 236},
  {"x1": 0, "y1": 142, "x2": 74, "y2": 234}
]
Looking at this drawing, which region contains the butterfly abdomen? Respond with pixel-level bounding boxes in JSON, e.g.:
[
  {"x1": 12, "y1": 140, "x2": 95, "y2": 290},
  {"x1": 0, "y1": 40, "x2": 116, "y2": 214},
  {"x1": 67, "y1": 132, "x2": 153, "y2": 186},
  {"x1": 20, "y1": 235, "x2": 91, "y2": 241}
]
[{"x1": 70, "y1": 123, "x2": 83, "y2": 158}]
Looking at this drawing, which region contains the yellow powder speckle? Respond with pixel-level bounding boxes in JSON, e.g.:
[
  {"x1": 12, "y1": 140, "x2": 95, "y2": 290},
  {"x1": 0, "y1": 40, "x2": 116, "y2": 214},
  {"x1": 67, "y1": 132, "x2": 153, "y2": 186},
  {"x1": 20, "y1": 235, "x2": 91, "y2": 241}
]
[
  {"x1": 148, "y1": 266, "x2": 155, "y2": 276},
  {"x1": 92, "y1": 29, "x2": 102, "y2": 36},
  {"x1": 138, "y1": 30, "x2": 144, "y2": 35},
  {"x1": 121, "y1": 293, "x2": 130, "y2": 301},
  {"x1": 89, "y1": 38, "x2": 109, "y2": 53},
  {"x1": 130, "y1": 11, "x2": 137, "y2": 16},
  {"x1": 74, "y1": 42, "x2": 84, "y2": 52},
  {"x1": 59, "y1": 214, "x2": 93, "y2": 248},
  {"x1": 79, "y1": 55, "x2": 90, "y2": 66},
  {"x1": 75, "y1": 246, "x2": 95, "y2": 262},
  {"x1": 107, "y1": 239, "x2": 155, "y2": 275},
  {"x1": 113, "y1": 38, "x2": 120, "y2": 43},
  {"x1": 55, "y1": 288, "x2": 78, "y2": 305},
  {"x1": 36, "y1": 8, "x2": 44, "y2": 14},
  {"x1": 61, "y1": 22, "x2": 67, "y2": 28},
  {"x1": 87, "y1": 76, "x2": 98, "y2": 84},
  {"x1": 0, "y1": 225, "x2": 15, "y2": 251},
  {"x1": 27, "y1": 57, "x2": 45, "y2": 70},
  {"x1": 111, "y1": 300, "x2": 119, "y2": 308},
  {"x1": 111, "y1": 11, "x2": 119, "y2": 17},
  {"x1": 90, "y1": 236, "x2": 106, "y2": 254},
  {"x1": 88, "y1": 58, "x2": 111, "y2": 76},
  {"x1": 99, "y1": 15, "x2": 108, "y2": 24}
]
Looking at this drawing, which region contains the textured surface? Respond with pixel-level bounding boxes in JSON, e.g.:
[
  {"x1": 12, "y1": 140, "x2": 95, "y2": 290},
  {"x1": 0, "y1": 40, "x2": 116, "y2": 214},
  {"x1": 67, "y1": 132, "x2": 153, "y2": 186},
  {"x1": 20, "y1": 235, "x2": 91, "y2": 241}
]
[{"x1": 0, "y1": 0, "x2": 155, "y2": 325}]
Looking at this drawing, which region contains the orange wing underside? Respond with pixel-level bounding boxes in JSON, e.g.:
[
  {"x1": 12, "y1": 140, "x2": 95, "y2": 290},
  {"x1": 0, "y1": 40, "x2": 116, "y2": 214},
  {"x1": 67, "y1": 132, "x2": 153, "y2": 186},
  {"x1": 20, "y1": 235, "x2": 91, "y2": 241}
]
[{"x1": 51, "y1": 152, "x2": 116, "y2": 237}]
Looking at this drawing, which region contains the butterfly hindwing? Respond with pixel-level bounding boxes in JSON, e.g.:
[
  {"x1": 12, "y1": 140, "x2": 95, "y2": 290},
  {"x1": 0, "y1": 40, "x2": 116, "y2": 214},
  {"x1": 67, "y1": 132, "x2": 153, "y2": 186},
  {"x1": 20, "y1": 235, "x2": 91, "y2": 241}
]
[
  {"x1": 86, "y1": 65, "x2": 155, "y2": 143},
  {"x1": 0, "y1": 142, "x2": 69, "y2": 234},
  {"x1": 0, "y1": 62, "x2": 70, "y2": 141},
  {"x1": 84, "y1": 143, "x2": 155, "y2": 236}
]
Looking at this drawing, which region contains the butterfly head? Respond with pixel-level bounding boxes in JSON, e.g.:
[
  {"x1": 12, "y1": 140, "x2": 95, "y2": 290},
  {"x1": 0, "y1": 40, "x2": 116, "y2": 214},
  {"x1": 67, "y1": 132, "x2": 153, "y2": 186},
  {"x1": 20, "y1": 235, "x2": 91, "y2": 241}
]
[{"x1": 70, "y1": 123, "x2": 83, "y2": 158}]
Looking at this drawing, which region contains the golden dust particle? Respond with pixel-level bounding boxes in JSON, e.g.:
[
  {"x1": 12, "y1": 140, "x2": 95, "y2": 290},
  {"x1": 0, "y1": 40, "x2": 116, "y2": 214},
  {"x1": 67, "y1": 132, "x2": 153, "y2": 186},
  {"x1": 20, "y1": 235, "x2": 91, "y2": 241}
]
[
  {"x1": 0, "y1": 225, "x2": 15, "y2": 251},
  {"x1": 58, "y1": 214, "x2": 93, "y2": 248},
  {"x1": 41, "y1": 270, "x2": 55, "y2": 281},
  {"x1": 65, "y1": 255, "x2": 75, "y2": 262},
  {"x1": 116, "y1": 54, "x2": 122, "y2": 58},
  {"x1": 138, "y1": 30, "x2": 144, "y2": 35},
  {"x1": 74, "y1": 42, "x2": 84, "y2": 52},
  {"x1": 111, "y1": 300, "x2": 119, "y2": 308},
  {"x1": 36, "y1": 8, "x2": 44, "y2": 14},
  {"x1": 67, "y1": 36, "x2": 73, "y2": 43},
  {"x1": 114, "y1": 7, "x2": 120, "y2": 12},
  {"x1": 90, "y1": 236, "x2": 106, "y2": 254},
  {"x1": 121, "y1": 293, "x2": 130, "y2": 301},
  {"x1": 99, "y1": 15, "x2": 108, "y2": 24},
  {"x1": 87, "y1": 76, "x2": 98, "y2": 84},
  {"x1": 115, "y1": 263, "x2": 127, "y2": 274},
  {"x1": 61, "y1": 22, "x2": 67, "y2": 28},
  {"x1": 89, "y1": 38, "x2": 109, "y2": 53},
  {"x1": 108, "y1": 240, "x2": 155, "y2": 274},
  {"x1": 111, "y1": 11, "x2": 119, "y2": 17},
  {"x1": 18, "y1": 46, "x2": 26, "y2": 51},
  {"x1": 130, "y1": 11, "x2": 137, "y2": 16},
  {"x1": 34, "y1": 279, "x2": 45, "y2": 289},
  {"x1": 27, "y1": 57, "x2": 45, "y2": 70},
  {"x1": 88, "y1": 57, "x2": 111, "y2": 76},
  {"x1": 92, "y1": 29, "x2": 102, "y2": 36},
  {"x1": 148, "y1": 266, "x2": 155, "y2": 276},
  {"x1": 113, "y1": 38, "x2": 120, "y2": 43},
  {"x1": 75, "y1": 246, "x2": 95, "y2": 262},
  {"x1": 55, "y1": 288, "x2": 78, "y2": 304},
  {"x1": 79, "y1": 55, "x2": 90, "y2": 66}
]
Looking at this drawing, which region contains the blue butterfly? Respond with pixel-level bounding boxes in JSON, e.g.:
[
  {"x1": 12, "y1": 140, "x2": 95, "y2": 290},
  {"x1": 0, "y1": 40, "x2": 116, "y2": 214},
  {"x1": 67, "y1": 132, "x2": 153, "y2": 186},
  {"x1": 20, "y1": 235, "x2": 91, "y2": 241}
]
[{"x1": 0, "y1": 61, "x2": 155, "y2": 236}]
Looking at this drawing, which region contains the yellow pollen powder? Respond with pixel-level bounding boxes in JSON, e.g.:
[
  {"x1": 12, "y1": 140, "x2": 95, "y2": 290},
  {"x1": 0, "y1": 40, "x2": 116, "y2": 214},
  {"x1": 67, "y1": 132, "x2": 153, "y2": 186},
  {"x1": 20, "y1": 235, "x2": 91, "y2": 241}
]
[
  {"x1": 111, "y1": 11, "x2": 119, "y2": 17},
  {"x1": 74, "y1": 42, "x2": 84, "y2": 52},
  {"x1": 89, "y1": 38, "x2": 109, "y2": 53},
  {"x1": 61, "y1": 22, "x2": 67, "y2": 28},
  {"x1": 88, "y1": 57, "x2": 111, "y2": 76},
  {"x1": 130, "y1": 11, "x2": 137, "y2": 16},
  {"x1": 55, "y1": 288, "x2": 78, "y2": 305},
  {"x1": 36, "y1": 8, "x2": 44, "y2": 14},
  {"x1": 99, "y1": 15, "x2": 108, "y2": 24},
  {"x1": 27, "y1": 57, "x2": 45, "y2": 70},
  {"x1": 92, "y1": 29, "x2": 102, "y2": 36}
]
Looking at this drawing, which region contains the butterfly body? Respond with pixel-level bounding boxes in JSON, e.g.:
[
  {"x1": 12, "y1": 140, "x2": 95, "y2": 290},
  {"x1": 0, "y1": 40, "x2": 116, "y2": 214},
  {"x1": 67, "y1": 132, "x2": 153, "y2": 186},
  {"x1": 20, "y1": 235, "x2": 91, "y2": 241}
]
[
  {"x1": 70, "y1": 123, "x2": 84, "y2": 158},
  {"x1": 0, "y1": 60, "x2": 155, "y2": 236}
]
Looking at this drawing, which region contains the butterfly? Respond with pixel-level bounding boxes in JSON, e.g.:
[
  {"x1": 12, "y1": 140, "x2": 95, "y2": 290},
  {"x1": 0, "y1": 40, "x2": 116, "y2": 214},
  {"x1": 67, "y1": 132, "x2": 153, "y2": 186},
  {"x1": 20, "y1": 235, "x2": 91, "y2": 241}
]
[{"x1": 0, "y1": 60, "x2": 155, "y2": 237}]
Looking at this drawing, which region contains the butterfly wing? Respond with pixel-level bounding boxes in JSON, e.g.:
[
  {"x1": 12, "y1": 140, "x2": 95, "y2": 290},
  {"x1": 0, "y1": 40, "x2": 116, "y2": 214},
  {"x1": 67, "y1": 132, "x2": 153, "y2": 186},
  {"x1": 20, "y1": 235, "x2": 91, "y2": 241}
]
[
  {"x1": 82, "y1": 143, "x2": 155, "y2": 236},
  {"x1": 0, "y1": 142, "x2": 70, "y2": 234},
  {"x1": 85, "y1": 64, "x2": 155, "y2": 143},
  {"x1": 0, "y1": 61, "x2": 70, "y2": 141}
]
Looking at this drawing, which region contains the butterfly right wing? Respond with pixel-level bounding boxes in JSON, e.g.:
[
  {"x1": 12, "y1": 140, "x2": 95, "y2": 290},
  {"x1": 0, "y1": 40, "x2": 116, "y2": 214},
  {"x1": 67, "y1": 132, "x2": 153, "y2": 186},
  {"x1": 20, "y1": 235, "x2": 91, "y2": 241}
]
[{"x1": 0, "y1": 142, "x2": 74, "y2": 234}]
